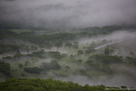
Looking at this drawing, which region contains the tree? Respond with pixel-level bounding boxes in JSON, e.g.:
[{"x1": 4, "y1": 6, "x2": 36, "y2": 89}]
[
  {"x1": 73, "y1": 42, "x2": 79, "y2": 49},
  {"x1": 78, "y1": 69, "x2": 87, "y2": 75},
  {"x1": 64, "y1": 42, "x2": 72, "y2": 48},
  {"x1": 121, "y1": 86, "x2": 127, "y2": 89},
  {"x1": 51, "y1": 60, "x2": 61, "y2": 70},
  {"x1": 41, "y1": 60, "x2": 61, "y2": 70},
  {"x1": 104, "y1": 45, "x2": 114, "y2": 55},
  {"x1": 24, "y1": 61, "x2": 30, "y2": 66},
  {"x1": 65, "y1": 66, "x2": 70, "y2": 71},
  {"x1": 77, "y1": 59, "x2": 83, "y2": 63},
  {"x1": 55, "y1": 42, "x2": 63, "y2": 48},
  {"x1": 0, "y1": 62, "x2": 11, "y2": 76},
  {"x1": 18, "y1": 63, "x2": 24, "y2": 69},
  {"x1": 85, "y1": 48, "x2": 95, "y2": 54},
  {"x1": 78, "y1": 50, "x2": 83, "y2": 55},
  {"x1": 90, "y1": 41, "x2": 96, "y2": 48},
  {"x1": 24, "y1": 67, "x2": 42, "y2": 74},
  {"x1": 16, "y1": 48, "x2": 21, "y2": 54}
]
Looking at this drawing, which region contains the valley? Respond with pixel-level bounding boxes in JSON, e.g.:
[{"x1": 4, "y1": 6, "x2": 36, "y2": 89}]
[{"x1": 0, "y1": 26, "x2": 136, "y2": 88}]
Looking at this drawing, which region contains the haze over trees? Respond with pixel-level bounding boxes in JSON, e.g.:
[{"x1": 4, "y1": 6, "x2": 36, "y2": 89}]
[
  {"x1": 0, "y1": 0, "x2": 136, "y2": 90},
  {"x1": 0, "y1": 26, "x2": 136, "y2": 88}
]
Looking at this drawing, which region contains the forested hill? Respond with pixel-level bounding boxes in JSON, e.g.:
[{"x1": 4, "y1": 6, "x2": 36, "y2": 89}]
[{"x1": 0, "y1": 78, "x2": 135, "y2": 91}]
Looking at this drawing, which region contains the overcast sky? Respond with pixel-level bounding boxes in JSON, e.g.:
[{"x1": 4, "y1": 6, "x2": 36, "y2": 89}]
[{"x1": 0, "y1": 0, "x2": 136, "y2": 29}]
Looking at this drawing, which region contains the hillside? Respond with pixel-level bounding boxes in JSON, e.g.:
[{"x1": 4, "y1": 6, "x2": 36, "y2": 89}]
[{"x1": 0, "y1": 26, "x2": 136, "y2": 88}]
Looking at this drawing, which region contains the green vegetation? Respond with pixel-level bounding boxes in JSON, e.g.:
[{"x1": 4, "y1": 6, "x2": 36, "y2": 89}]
[
  {"x1": 24, "y1": 67, "x2": 42, "y2": 74},
  {"x1": 0, "y1": 62, "x2": 11, "y2": 76},
  {"x1": 41, "y1": 60, "x2": 61, "y2": 71},
  {"x1": 0, "y1": 25, "x2": 136, "y2": 89},
  {"x1": 85, "y1": 55, "x2": 123, "y2": 74},
  {"x1": 0, "y1": 78, "x2": 134, "y2": 91},
  {"x1": 0, "y1": 78, "x2": 103, "y2": 91}
]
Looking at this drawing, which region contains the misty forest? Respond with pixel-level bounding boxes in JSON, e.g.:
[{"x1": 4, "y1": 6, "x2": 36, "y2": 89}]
[{"x1": 0, "y1": 0, "x2": 136, "y2": 91}]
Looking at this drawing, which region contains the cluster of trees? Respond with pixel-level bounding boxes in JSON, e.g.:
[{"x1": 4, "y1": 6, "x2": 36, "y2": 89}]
[
  {"x1": 0, "y1": 29, "x2": 16, "y2": 39},
  {"x1": 0, "y1": 44, "x2": 37, "y2": 55},
  {"x1": 0, "y1": 62, "x2": 11, "y2": 76},
  {"x1": 85, "y1": 47, "x2": 95, "y2": 54},
  {"x1": 2, "y1": 50, "x2": 64, "y2": 61},
  {"x1": 18, "y1": 33, "x2": 76, "y2": 48},
  {"x1": 46, "y1": 51, "x2": 63, "y2": 59},
  {"x1": 27, "y1": 50, "x2": 45, "y2": 58},
  {"x1": 24, "y1": 67, "x2": 42, "y2": 74},
  {"x1": 64, "y1": 42, "x2": 79, "y2": 49},
  {"x1": 0, "y1": 78, "x2": 133, "y2": 91},
  {"x1": 86, "y1": 54, "x2": 123, "y2": 73},
  {"x1": 41, "y1": 60, "x2": 61, "y2": 71},
  {"x1": 81, "y1": 25, "x2": 127, "y2": 33},
  {"x1": 0, "y1": 29, "x2": 114, "y2": 51},
  {"x1": 88, "y1": 54, "x2": 123, "y2": 64},
  {"x1": 104, "y1": 45, "x2": 114, "y2": 55},
  {"x1": 22, "y1": 50, "x2": 64, "y2": 59},
  {"x1": 2, "y1": 50, "x2": 46, "y2": 60},
  {"x1": 0, "y1": 78, "x2": 106, "y2": 91},
  {"x1": 23, "y1": 59, "x2": 61, "y2": 74},
  {"x1": 0, "y1": 45, "x2": 20, "y2": 54},
  {"x1": 126, "y1": 57, "x2": 136, "y2": 65},
  {"x1": 18, "y1": 31, "x2": 106, "y2": 48}
]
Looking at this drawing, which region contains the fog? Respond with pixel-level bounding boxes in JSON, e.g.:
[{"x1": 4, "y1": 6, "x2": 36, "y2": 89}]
[
  {"x1": 52, "y1": 59, "x2": 136, "y2": 88},
  {"x1": 0, "y1": 30, "x2": 136, "y2": 87},
  {"x1": 44, "y1": 30, "x2": 136, "y2": 87},
  {"x1": 79, "y1": 30, "x2": 136, "y2": 47},
  {"x1": 55, "y1": 74, "x2": 136, "y2": 88},
  {"x1": 0, "y1": 0, "x2": 136, "y2": 87},
  {"x1": 0, "y1": 0, "x2": 136, "y2": 29}
]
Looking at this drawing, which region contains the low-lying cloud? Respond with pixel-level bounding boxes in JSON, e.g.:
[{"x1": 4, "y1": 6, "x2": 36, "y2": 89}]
[{"x1": 0, "y1": 0, "x2": 136, "y2": 29}]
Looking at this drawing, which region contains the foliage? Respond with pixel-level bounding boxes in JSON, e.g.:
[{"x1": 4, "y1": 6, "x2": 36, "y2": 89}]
[
  {"x1": 27, "y1": 50, "x2": 45, "y2": 58},
  {"x1": 77, "y1": 69, "x2": 87, "y2": 75},
  {"x1": 73, "y1": 42, "x2": 79, "y2": 49},
  {"x1": 24, "y1": 61, "x2": 30, "y2": 66},
  {"x1": 104, "y1": 45, "x2": 114, "y2": 55},
  {"x1": 0, "y1": 78, "x2": 106, "y2": 91},
  {"x1": 0, "y1": 45, "x2": 20, "y2": 54},
  {"x1": 88, "y1": 54, "x2": 123, "y2": 64},
  {"x1": 41, "y1": 60, "x2": 61, "y2": 70},
  {"x1": 24, "y1": 67, "x2": 42, "y2": 74},
  {"x1": 64, "y1": 42, "x2": 72, "y2": 48},
  {"x1": 78, "y1": 50, "x2": 84, "y2": 55},
  {"x1": 0, "y1": 62, "x2": 11, "y2": 76},
  {"x1": 0, "y1": 29, "x2": 16, "y2": 40},
  {"x1": 85, "y1": 48, "x2": 95, "y2": 54},
  {"x1": 46, "y1": 51, "x2": 62, "y2": 59},
  {"x1": 77, "y1": 59, "x2": 83, "y2": 63},
  {"x1": 18, "y1": 63, "x2": 24, "y2": 69},
  {"x1": 126, "y1": 57, "x2": 136, "y2": 65},
  {"x1": 86, "y1": 54, "x2": 122, "y2": 73},
  {"x1": 55, "y1": 42, "x2": 63, "y2": 48}
]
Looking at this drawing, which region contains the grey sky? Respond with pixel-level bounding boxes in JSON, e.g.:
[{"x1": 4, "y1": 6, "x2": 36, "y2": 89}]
[{"x1": 0, "y1": 0, "x2": 136, "y2": 29}]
